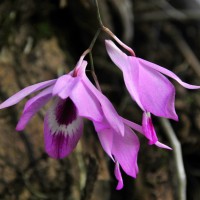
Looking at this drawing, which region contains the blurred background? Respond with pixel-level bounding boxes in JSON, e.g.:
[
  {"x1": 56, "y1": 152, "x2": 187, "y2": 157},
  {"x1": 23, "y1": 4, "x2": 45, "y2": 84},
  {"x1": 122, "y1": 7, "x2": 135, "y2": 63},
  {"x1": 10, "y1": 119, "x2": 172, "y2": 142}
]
[{"x1": 0, "y1": 0, "x2": 200, "y2": 199}]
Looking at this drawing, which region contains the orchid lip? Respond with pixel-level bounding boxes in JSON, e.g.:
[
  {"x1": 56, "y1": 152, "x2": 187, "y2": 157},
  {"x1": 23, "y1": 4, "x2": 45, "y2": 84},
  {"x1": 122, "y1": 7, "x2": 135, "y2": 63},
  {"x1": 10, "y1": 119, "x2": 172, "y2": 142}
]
[
  {"x1": 45, "y1": 97, "x2": 83, "y2": 159},
  {"x1": 48, "y1": 98, "x2": 82, "y2": 136}
]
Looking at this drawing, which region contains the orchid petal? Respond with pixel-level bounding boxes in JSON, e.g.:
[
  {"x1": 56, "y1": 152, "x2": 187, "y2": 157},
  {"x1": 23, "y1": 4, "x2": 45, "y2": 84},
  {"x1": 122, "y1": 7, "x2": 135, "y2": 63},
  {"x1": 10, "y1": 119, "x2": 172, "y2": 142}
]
[
  {"x1": 112, "y1": 126, "x2": 139, "y2": 178},
  {"x1": 114, "y1": 162, "x2": 123, "y2": 190},
  {"x1": 105, "y1": 40, "x2": 129, "y2": 71},
  {"x1": 75, "y1": 60, "x2": 88, "y2": 76},
  {"x1": 130, "y1": 57, "x2": 178, "y2": 120},
  {"x1": 155, "y1": 141, "x2": 172, "y2": 150},
  {"x1": 24, "y1": 85, "x2": 53, "y2": 111},
  {"x1": 16, "y1": 86, "x2": 53, "y2": 131},
  {"x1": 82, "y1": 75, "x2": 125, "y2": 136},
  {"x1": 139, "y1": 58, "x2": 200, "y2": 89},
  {"x1": 94, "y1": 120, "x2": 114, "y2": 160},
  {"x1": 122, "y1": 117, "x2": 143, "y2": 133},
  {"x1": 105, "y1": 40, "x2": 144, "y2": 110},
  {"x1": 0, "y1": 79, "x2": 56, "y2": 109},
  {"x1": 52, "y1": 75, "x2": 81, "y2": 99},
  {"x1": 69, "y1": 81, "x2": 103, "y2": 122},
  {"x1": 44, "y1": 98, "x2": 83, "y2": 159}
]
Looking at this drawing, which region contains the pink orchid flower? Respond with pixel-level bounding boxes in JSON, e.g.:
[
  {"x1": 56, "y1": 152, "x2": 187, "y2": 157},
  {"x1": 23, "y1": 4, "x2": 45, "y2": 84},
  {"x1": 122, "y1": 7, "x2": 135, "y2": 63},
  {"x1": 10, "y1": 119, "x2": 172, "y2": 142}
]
[
  {"x1": 105, "y1": 39, "x2": 200, "y2": 148},
  {"x1": 0, "y1": 57, "x2": 125, "y2": 159}
]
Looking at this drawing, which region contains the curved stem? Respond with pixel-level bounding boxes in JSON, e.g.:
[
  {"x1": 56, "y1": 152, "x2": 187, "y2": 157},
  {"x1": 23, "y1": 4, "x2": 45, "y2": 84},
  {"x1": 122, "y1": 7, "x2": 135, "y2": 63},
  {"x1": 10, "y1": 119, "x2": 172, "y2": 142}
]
[{"x1": 94, "y1": 0, "x2": 135, "y2": 56}]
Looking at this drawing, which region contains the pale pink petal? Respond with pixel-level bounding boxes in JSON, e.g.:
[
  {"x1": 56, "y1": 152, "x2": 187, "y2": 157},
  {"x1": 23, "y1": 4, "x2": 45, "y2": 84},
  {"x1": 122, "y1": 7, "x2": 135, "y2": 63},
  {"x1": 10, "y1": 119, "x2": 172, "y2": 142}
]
[
  {"x1": 52, "y1": 74, "x2": 81, "y2": 99},
  {"x1": 122, "y1": 117, "x2": 143, "y2": 133},
  {"x1": 75, "y1": 60, "x2": 88, "y2": 76},
  {"x1": 44, "y1": 98, "x2": 83, "y2": 159},
  {"x1": 105, "y1": 40, "x2": 129, "y2": 71},
  {"x1": 16, "y1": 91, "x2": 52, "y2": 131},
  {"x1": 69, "y1": 80, "x2": 103, "y2": 122},
  {"x1": 105, "y1": 40, "x2": 144, "y2": 110},
  {"x1": 114, "y1": 162, "x2": 123, "y2": 190},
  {"x1": 130, "y1": 57, "x2": 178, "y2": 120},
  {"x1": 82, "y1": 75, "x2": 125, "y2": 136},
  {"x1": 112, "y1": 125, "x2": 139, "y2": 178},
  {"x1": 0, "y1": 79, "x2": 56, "y2": 109},
  {"x1": 155, "y1": 141, "x2": 172, "y2": 150},
  {"x1": 139, "y1": 58, "x2": 200, "y2": 89},
  {"x1": 24, "y1": 85, "x2": 53, "y2": 111},
  {"x1": 94, "y1": 120, "x2": 114, "y2": 160}
]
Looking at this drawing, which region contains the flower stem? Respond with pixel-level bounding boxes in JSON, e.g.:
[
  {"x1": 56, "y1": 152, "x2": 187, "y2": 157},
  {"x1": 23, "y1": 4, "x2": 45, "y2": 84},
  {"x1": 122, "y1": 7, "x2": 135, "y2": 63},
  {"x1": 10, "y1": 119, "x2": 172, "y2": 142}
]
[
  {"x1": 94, "y1": 0, "x2": 135, "y2": 56},
  {"x1": 76, "y1": 28, "x2": 102, "y2": 90},
  {"x1": 89, "y1": 52, "x2": 102, "y2": 92}
]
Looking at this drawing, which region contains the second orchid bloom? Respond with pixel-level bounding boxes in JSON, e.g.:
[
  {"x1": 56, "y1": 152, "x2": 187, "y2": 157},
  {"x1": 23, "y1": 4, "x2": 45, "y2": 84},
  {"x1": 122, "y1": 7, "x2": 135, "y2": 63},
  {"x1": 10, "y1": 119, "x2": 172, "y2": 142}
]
[{"x1": 105, "y1": 39, "x2": 200, "y2": 149}]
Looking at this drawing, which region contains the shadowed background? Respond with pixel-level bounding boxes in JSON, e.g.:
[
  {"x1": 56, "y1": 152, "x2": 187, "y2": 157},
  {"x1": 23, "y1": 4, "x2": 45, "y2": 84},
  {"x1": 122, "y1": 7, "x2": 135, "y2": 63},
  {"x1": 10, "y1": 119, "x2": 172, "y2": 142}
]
[{"x1": 0, "y1": 0, "x2": 200, "y2": 199}]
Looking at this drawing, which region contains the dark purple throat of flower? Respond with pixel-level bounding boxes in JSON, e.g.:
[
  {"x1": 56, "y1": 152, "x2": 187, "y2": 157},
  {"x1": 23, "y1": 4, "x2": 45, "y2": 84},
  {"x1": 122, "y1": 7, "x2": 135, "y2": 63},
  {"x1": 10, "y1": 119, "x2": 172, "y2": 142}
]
[
  {"x1": 56, "y1": 98, "x2": 77, "y2": 125},
  {"x1": 44, "y1": 97, "x2": 83, "y2": 159}
]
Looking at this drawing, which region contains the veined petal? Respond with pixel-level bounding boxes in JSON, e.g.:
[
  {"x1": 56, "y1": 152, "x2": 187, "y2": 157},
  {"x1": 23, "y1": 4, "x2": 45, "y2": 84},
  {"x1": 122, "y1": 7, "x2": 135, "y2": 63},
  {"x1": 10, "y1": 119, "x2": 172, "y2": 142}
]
[
  {"x1": 139, "y1": 58, "x2": 200, "y2": 89},
  {"x1": 114, "y1": 162, "x2": 123, "y2": 190},
  {"x1": 44, "y1": 98, "x2": 83, "y2": 159},
  {"x1": 52, "y1": 74, "x2": 81, "y2": 99},
  {"x1": 82, "y1": 75, "x2": 125, "y2": 136},
  {"x1": 69, "y1": 80, "x2": 103, "y2": 122},
  {"x1": 112, "y1": 125, "x2": 139, "y2": 178},
  {"x1": 0, "y1": 79, "x2": 56, "y2": 109},
  {"x1": 16, "y1": 86, "x2": 53, "y2": 131}
]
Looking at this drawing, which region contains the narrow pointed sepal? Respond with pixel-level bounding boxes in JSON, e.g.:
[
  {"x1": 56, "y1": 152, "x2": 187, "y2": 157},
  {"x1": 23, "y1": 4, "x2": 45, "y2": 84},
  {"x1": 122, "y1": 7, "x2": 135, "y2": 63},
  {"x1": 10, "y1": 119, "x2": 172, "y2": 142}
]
[
  {"x1": 44, "y1": 98, "x2": 83, "y2": 159},
  {"x1": 142, "y1": 112, "x2": 171, "y2": 149}
]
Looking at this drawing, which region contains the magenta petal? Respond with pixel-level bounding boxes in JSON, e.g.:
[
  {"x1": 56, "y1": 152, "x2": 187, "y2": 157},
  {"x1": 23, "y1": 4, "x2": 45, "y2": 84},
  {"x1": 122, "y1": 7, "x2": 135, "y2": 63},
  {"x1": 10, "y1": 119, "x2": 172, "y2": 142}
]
[
  {"x1": 52, "y1": 74, "x2": 81, "y2": 99},
  {"x1": 0, "y1": 79, "x2": 56, "y2": 109},
  {"x1": 142, "y1": 112, "x2": 158, "y2": 144},
  {"x1": 82, "y1": 75, "x2": 125, "y2": 136},
  {"x1": 114, "y1": 162, "x2": 124, "y2": 190},
  {"x1": 70, "y1": 81, "x2": 103, "y2": 122},
  {"x1": 142, "y1": 112, "x2": 171, "y2": 149},
  {"x1": 112, "y1": 125, "x2": 139, "y2": 178},
  {"x1": 44, "y1": 98, "x2": 83, "y2": 159},
  {"x1": 139, "y1": 58, "x2": 200, "y2": 89}
]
